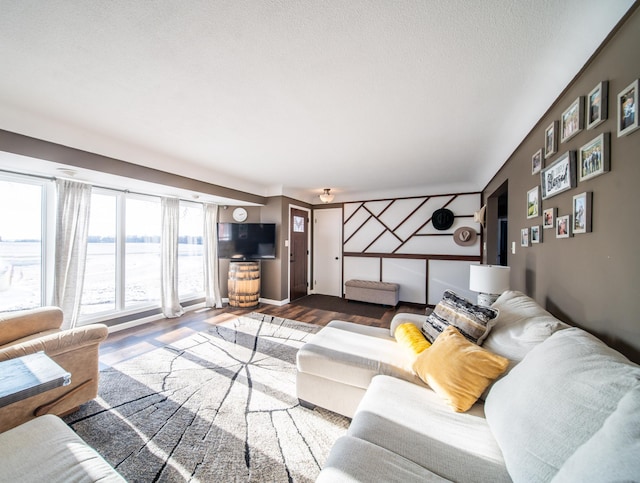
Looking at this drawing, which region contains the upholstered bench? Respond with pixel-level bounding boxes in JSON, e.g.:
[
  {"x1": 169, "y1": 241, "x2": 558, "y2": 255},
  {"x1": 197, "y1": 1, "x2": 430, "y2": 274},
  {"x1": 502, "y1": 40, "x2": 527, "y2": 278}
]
[{"x1": 345, "y1": 279, "x2": 399, "y2": 306}]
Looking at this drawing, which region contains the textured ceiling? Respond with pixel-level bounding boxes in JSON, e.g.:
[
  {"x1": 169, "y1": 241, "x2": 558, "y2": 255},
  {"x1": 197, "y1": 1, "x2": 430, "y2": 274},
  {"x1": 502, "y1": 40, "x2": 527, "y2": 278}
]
[{"x1": 0, "y1": 0, "x2": 635, "y2": 203}]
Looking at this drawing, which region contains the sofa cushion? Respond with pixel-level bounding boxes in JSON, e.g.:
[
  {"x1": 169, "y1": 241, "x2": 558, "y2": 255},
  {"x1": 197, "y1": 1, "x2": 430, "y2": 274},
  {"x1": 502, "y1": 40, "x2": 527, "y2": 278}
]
[
  {"x1": 485, "y1": 327, "x2": 640, "y2": 483},
  {"x1": 482, "y1": 290, "x2": 569, "y2": 367},
  {"x1": 413, "y1": 326, "x2": 508, "y2": 412},
  {"x1": 317, "y1": 435, "x2": 450, "y2": 483},
  {"x1": 421, "y1": 290, "x2": 498, "y2": 345},
  {"x1": 395, "y1": 322, "x2": 431, "y2": 355},
  {"x1": 296, "y1": 320, "x2": 423, "y2": 390},
  {"x1": 551, "y1": 384, "x2": 640, "y2": 482},
  {"x1": 0, "y1": 414, "x2": 125, "y2": 482},
  {"x1": 348, "y1": 375, "x2": 511, "y2": 483}
]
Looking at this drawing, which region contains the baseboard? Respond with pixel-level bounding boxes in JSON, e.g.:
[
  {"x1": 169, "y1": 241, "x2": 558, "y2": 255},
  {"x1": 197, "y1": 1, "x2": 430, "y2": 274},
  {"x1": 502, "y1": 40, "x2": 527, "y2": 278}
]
[{"x1": 108, "y1": 302, "x2": 206, "y2": 333}]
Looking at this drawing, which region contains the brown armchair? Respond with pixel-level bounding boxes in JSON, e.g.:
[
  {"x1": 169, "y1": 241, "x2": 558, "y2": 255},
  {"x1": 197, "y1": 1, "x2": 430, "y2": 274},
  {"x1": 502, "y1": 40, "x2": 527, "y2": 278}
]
[{"x1": 0, "y1": 306, "x2": 108, "y2": 432}]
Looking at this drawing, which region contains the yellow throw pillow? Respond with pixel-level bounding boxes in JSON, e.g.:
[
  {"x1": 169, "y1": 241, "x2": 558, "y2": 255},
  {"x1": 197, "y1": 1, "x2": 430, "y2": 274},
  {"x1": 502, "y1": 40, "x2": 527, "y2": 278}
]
[
  {"x1": 395, "y1": 322, "x2": 431, "y2": 355},
  {"x1": 413, "y1": 325, "x2": 509, "y2": 412}
]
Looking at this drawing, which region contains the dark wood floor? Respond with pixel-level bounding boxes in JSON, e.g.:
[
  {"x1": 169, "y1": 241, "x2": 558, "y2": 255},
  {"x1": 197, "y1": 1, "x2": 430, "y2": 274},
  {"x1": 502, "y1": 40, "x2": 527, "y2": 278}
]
[{"x1": 100, "y1": 300, "x2": 426, "y2": 366}]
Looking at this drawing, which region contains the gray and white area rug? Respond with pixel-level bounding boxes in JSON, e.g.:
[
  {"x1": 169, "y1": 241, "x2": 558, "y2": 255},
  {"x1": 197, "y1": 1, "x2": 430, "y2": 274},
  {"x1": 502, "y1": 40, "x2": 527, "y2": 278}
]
[{"x1": 64, "y1": 313, "x2": 349, "y2": 482}]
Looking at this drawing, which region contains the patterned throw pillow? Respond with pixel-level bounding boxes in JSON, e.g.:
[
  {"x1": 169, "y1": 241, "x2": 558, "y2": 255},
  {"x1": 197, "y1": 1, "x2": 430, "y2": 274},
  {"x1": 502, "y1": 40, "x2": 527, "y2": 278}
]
[{"x1": 422, "y1": 290, "x2": 499, "y2": 345}]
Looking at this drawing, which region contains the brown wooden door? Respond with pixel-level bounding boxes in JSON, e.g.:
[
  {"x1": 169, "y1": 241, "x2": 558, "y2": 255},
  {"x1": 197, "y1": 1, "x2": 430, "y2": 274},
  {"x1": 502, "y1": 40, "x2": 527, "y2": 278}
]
[{"x1": 290, "y1": 208, "x2": 308, "y2": 301}]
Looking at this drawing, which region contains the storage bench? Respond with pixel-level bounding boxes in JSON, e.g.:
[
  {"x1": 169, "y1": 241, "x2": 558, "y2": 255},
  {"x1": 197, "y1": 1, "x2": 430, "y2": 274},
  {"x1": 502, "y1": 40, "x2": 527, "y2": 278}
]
[{"x1": 344, "y1": 279, "x2": 399, "y2": 306}]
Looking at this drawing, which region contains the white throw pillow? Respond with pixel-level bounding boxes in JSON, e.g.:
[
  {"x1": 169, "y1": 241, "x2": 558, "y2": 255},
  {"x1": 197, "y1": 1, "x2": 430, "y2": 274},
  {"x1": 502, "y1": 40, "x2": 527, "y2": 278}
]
[
  {"x1": 483, "y1": 290, "x2": 569, "y2": 366},
  {"x1": 551, "y1": 384, "x2": 640, "y2": 482},
  {"x1": 485, "y1": 327, "x2": 640, "y2": 483}
]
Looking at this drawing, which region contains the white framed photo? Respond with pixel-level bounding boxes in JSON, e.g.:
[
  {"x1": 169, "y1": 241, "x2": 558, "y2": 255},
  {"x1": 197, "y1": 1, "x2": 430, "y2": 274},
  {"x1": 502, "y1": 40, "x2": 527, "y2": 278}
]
[
  {"x1": 532, "y1": 148, "x2": 543, "y2": 175},
  {"x1": 543, "y1": 207, "x2": 556, "y2": 229},
  {"x1": 579, "y1": 133, "x2": 610, "y2": 182},
  {"x1": 556, "y1": 215, "x2": 572, "y2": 238},
  {"x1": 617, "y1": 79, "x2": 639, "y2": 137},
  {"x1": 561, "y1": 97, "x2": 584, "y2": 143},
  {"x1": 587, "y1": 81, "x2": 608, "y2": 130},
  {"x1": 544, "y1": 121, "x2": 558, "y2": 159},
  {"x1": 521, "y1": 227, "x2": 530, "y2": 247},
  {"x1": 527, "y1": 186, "x2": 540, "y2": 219},
  {"x1": 573, "y1": 192, "x2": 592, "y2": 234},
  {"x1": 541, "y1": 151, "x2": 577, "y2": 199}
]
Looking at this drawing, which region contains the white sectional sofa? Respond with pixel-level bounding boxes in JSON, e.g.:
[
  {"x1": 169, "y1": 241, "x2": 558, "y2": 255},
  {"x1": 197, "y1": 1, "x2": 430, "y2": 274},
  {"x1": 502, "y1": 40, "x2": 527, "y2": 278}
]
[{"x1": 297, "y1": 290, "x2": 640, "y2": 482}]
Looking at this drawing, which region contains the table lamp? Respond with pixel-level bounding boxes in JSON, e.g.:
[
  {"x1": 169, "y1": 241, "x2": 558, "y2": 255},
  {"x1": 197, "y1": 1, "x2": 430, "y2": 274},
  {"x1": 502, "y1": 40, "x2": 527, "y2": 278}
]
[{"x1": 469, "y1": 264, "x2": 511, "y2": 307}]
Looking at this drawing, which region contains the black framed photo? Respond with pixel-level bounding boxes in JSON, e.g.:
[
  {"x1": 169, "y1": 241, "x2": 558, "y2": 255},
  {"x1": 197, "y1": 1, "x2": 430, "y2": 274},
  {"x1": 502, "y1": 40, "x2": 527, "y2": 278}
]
[
  {"x1": 544, "y1": 121, "x2": 558, "y2": 159},
  {"x1": 587, "y1": 81, "x2": 608, "y2": 130},
  {"x1": 579, "y1": 133, "x2": 610, "y2": 182},
  {"x1": 531, "y1": 225, "x2": 542, "y2": 244},
  {"x1": 541, "y1": 151, "x2": 577, "y2": 200},
  {"x1": 618, "y1": 79, "x2": 639, "y2": 137},
  {"x1": 532, "y1": 148, "x2": 543, "y2": 175},
  {"x1": 573, "y1": 192, "x2": 592, "y2": 234},
  {"x1": 561, "y1": 97, "x2": 584, "y2": 143}
]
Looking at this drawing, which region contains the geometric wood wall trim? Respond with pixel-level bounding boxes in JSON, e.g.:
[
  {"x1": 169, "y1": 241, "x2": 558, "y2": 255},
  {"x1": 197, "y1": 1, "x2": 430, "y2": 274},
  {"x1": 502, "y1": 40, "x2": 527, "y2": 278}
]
[{"x1": 343, "y1": 192, "x2": 482, "y2": 257}]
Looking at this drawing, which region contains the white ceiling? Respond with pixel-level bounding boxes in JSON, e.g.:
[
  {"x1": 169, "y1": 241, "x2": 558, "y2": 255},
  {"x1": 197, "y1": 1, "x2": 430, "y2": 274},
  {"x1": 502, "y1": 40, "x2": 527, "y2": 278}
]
[{"x1": 0, "y1": 0, "x2": 635, "y2": 204}]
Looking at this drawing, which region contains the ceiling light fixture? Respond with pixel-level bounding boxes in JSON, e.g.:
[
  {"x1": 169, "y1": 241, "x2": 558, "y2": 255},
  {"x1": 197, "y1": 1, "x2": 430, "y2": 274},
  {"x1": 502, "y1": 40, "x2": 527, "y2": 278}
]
[{"x1": 319, "y1": 188, "x2": 334, "y2": 203}]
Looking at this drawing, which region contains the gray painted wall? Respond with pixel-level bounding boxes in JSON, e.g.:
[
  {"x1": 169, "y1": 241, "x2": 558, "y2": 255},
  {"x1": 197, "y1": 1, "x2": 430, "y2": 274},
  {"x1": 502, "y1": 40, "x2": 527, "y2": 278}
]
[{"x1": 483, "y1": 6, "x2": 640, "y2": 362}]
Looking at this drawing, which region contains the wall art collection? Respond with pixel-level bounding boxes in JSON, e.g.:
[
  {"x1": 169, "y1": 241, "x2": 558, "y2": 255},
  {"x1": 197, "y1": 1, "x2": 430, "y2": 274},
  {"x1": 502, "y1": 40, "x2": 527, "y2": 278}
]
[{"x1": 523, "y1": 77, "x2": 638, "y2": 244}]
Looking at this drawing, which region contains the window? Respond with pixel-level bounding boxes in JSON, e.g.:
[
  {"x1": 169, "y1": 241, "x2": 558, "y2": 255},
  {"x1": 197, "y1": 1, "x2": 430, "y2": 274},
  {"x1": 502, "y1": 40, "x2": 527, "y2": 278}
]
[
  {"x1": 0, "y1": 177, "x2": 45, "y2": 311},
  {"x1": 2, "y1": 169, "x2": 210, "y2": 322},
  {"x1": 178, "y1": 202, "x2": 204, "y2": 298},
  {"x1": 81, "y1": 192, "x2": 117, "y2": 316},
  {"x1": 125, "y1": 196, "x2": 161, "y2": 308}
]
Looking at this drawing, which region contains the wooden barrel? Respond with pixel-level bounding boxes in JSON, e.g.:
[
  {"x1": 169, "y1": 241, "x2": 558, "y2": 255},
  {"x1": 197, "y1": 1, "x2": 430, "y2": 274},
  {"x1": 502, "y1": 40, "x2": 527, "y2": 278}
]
[{"x1": 228, "y1": 261, "x2": 260, "y2": 308}]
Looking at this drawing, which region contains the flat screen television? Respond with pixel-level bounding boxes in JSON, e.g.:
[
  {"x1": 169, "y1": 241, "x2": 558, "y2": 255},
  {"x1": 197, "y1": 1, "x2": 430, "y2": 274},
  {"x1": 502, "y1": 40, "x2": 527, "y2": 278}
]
[{"x1": 217, "y1": 223, "x2": 276, "y2": 260}]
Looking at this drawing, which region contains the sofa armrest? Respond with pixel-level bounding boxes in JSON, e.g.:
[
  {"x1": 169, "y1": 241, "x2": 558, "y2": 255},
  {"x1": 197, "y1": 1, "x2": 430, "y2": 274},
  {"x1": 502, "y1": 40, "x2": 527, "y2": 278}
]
[
  {"x1": 0, "y1": 324, "x2": 108, "y2": 361},
  {"x1": 0, "y1": 307, "x2": 64, "y2": 346},
  {"x1": 389, "y1": 313, "x2": 427, "y2": 337}
]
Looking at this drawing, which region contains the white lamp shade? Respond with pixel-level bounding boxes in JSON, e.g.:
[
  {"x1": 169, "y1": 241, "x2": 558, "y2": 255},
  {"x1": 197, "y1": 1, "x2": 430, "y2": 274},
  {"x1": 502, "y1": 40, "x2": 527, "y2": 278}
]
[{"x1": 469, "y1": 264, "x2": 511, "y2": 295}]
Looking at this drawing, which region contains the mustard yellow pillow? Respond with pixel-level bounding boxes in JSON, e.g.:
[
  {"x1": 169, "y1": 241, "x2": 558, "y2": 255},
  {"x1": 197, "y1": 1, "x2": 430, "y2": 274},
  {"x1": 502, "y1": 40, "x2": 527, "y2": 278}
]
[
  {"x1": 412, "y1": 325, "x2": 509, "y2": 412},
  {"x1": 395, "y1": 322, "x2": 431, "y2": 355}
]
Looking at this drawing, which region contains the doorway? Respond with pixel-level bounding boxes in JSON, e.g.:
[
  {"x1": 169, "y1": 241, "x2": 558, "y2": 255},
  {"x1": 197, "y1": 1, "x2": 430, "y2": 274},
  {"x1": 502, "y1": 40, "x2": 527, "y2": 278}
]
[
  {"x1": 289, "y1": 207, "x2": 309, "y2": 301},
  {"x1": 487, "y1": 180, "x2": 509, "y2": 266}
]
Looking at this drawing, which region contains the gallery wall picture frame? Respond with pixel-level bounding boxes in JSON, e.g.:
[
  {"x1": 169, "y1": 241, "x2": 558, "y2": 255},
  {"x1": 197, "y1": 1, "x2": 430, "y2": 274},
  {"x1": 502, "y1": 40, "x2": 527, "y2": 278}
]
[
  {"x1": 579, "y1": 132, "x2": 610, "y2": 182},
  {"x1": 527, "y1": 186, "x2": 540, "y2": 219},
  {"x1": 561, "y1": 97, "x2": 584, "y2": 143},
  {"x1": 521, "y1": 227, "x2": 530, "y2": 247},
  {"x1": 541, "y1": 151, "x2": 577, "y2": 200},
  {"x1": 573, "y1": 191, "x2": 592, "y2": 234},
  {"x1": 532, "y1": 148, "x2": 543, "y2": 175},
  {"x1": 617, "y1": 79, "x2": 639, "y2": 137},
  {"x1": 556, "y1": 214, "x2": 572, "y2": 238},
  {"x1": 543, "y1": 207, "x2": 556, "y2": 229},
  {"x1": 531, "y1": 225, "x2": 542, "y2": 244},
  {"x1": 544, "y1": 121, "x2": 558, "y2": 159},
  {"x1": 587, "y1": 81, "x2": 608, "y2": 130}
]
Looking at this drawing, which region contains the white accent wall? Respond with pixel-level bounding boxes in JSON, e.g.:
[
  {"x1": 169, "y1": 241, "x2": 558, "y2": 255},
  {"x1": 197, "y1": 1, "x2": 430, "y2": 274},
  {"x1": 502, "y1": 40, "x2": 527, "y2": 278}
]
[{"x1": 342, "y1": 192, "x2": 481, "y2": 304}]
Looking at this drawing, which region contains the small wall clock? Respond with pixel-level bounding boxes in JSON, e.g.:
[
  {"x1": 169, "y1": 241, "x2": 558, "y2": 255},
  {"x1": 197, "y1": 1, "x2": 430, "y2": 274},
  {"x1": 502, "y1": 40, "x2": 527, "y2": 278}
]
[{"x1": 232, "y1": 207, "x2": 248, "y2": 222}]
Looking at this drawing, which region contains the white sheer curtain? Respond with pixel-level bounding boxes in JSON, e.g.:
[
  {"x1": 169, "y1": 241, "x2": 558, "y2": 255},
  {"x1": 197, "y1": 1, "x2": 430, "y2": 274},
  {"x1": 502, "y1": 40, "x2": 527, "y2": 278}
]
[
  {"x1": 53, "y1": 179, "x2": 92, "y2": 329},
  {"x1": 161, "y1": 197, "x2": 184, "y2": 318},
  {"x1": 203, "y1": 203, "x2": 222, "y2": 308}
]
